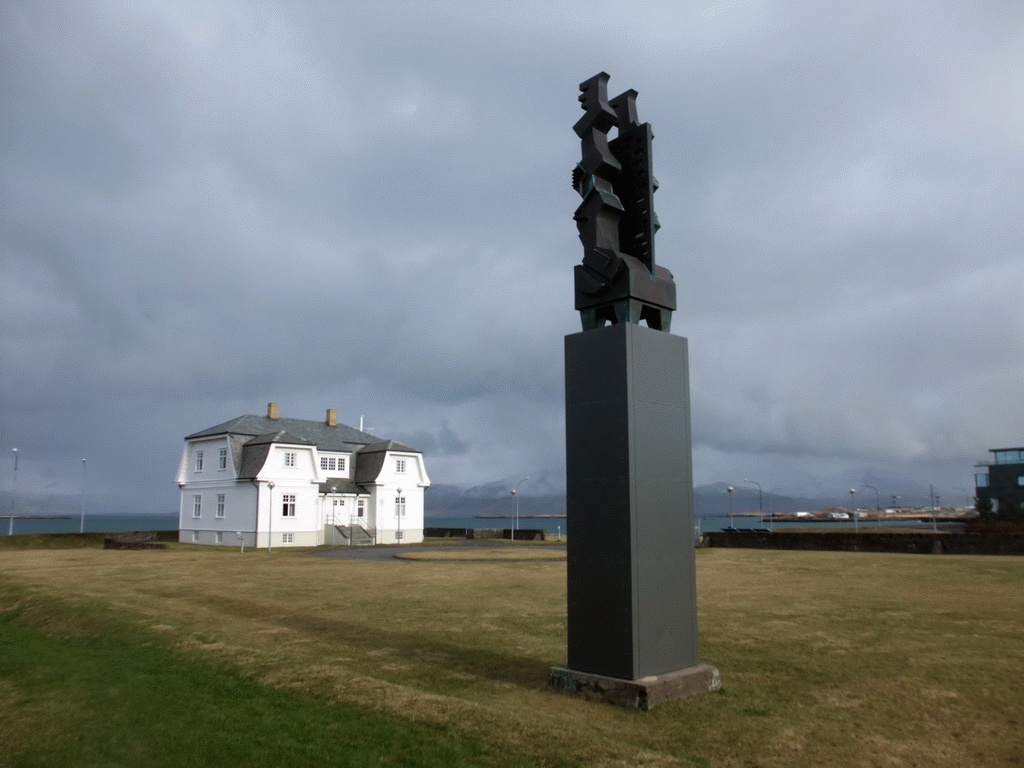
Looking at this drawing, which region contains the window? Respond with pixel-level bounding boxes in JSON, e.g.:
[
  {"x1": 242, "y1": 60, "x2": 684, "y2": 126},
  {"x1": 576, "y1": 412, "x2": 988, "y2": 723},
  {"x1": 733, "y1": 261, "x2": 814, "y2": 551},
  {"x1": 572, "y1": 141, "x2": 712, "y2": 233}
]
[
  {"x1": 193, "y1": 495, "x2": 202, "y2": 518},
  {"x1": 1018, "y1": 476, "x2": 1024, "y2": 486},
  {"x1": 195, "y1": 451, "x2": 204, "y2": 472},
  {"x1": 282, "y1": 532, "x2": 294, "y2": 544},
  {"x1": 282, "y1": 494, "x2": 296, "y2": 517},
  {"x1": 976, "y1": 473, "x2": 989, "y2": 488},
  {"x1": 320, "y1": 456, "x2": 347, "y2": 472},
  {"x1": 219, "y1": 448, "x2": 228, "y2": 470},
  {"x1": 215, "y1": 531, "x2": 223, "y2": 544},
  {"x1": 994, "y1": 450, "x2": 1024, "y2": 464},
  {"x1": 395, "y1": 495, "x2": 406, "y2": 517},
  {"x1": 192, "y1": 531, "x2": 199, "y2": 543},
  {"x1": 357, "y1": 499, "x2": 365, "y2": 518},
  {"x1": 395, "y1": 459, "x2": 406, "y2": 474},
  {"x1": 284, "y1": 452, "x2": 296, "y2": 467},
  {"x1": 216, "y1": 494, "x2": 225, "y2": 518}
]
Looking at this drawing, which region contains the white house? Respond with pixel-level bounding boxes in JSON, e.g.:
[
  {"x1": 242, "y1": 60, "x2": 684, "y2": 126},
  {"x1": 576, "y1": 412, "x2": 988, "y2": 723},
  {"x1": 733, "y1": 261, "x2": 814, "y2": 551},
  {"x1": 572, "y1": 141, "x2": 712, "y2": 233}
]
[{"x1": 175, "y1": 403, "x2": 430, "y2": 547}]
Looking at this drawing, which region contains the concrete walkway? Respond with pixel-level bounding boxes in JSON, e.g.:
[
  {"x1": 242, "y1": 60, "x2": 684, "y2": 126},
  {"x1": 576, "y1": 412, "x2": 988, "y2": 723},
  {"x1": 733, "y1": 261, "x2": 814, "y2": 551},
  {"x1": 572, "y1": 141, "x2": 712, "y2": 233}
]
[{"x1": 309, "y1": 539, "x2": 567, "y2": 562}]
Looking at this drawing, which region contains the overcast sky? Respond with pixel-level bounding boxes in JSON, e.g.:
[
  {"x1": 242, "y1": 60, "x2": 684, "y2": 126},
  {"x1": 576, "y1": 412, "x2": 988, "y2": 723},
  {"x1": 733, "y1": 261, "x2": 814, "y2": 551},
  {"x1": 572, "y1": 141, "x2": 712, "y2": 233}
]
[{"x1": 2, "y1": 1, "x2": 1022, "y2": 512}]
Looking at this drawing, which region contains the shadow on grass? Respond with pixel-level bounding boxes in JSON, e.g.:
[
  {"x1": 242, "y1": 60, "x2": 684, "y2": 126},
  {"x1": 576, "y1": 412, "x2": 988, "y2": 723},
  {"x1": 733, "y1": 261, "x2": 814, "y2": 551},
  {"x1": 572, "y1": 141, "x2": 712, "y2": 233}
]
[
  {"x1": 0, "y1": 619, "x2": 539, "y2": 768},
  {"x1": 181, "y1": 591, "x2": 556, "y2": 691}
]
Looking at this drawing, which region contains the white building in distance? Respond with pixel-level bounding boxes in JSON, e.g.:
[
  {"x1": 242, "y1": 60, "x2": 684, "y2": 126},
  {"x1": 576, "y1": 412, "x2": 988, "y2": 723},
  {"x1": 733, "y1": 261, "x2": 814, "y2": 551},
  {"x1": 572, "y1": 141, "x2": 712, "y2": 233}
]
[{"x1": 176, "y1": 403, "x2": 429, "y2": 547}]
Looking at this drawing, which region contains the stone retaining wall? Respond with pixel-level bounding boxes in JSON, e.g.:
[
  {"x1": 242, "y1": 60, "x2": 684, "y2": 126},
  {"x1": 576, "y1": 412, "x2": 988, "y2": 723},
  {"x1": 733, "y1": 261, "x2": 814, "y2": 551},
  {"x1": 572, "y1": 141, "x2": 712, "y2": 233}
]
[
  {"x1": 423, "y1": 527, "x2": 547, "y2": 541},
  {"x1": 704, "y1": 530, "x2": 1024, "y2": 555}
]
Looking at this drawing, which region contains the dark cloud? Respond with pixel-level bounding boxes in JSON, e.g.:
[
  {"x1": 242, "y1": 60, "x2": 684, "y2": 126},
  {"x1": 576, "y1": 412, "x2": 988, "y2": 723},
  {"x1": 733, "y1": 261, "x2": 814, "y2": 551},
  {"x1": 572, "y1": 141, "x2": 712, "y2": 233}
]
[{"x1": 2, "y1": 1, "x2": 1021, "y2": 509}]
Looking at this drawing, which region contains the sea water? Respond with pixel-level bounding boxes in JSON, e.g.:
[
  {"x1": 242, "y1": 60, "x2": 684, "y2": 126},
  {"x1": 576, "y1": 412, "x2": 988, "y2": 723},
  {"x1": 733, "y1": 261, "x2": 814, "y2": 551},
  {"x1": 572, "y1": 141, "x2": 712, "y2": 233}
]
[
  {"x1": 2, "y1": 513, "x2": 179, "y2": 536},
  {"x1": 2, "y1": 513, "x2": 949, "y2": 538}
]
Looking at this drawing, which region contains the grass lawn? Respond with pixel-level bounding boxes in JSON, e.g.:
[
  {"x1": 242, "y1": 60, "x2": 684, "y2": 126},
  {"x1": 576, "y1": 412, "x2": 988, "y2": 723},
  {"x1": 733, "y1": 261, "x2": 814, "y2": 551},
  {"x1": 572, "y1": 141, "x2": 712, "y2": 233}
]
[{"x1": 0, "y1": 543, "x2": 1021, "y2": 767}]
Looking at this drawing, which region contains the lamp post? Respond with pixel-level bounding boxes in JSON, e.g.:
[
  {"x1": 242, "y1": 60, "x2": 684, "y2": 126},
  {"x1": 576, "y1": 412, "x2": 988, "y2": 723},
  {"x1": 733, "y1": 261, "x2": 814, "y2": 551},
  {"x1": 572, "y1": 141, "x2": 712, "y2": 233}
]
[
  {"x1": 79, "y1": 459, "x2": 87, "y2": 534},
  {"x1": 396, "y1": 487, "x2": 402, "y2": 543},
  {"x1": 330, "y1": 485, "x2": 338, "y2": 546},
  {"x1": 862, "y1": 483, "x2": 879, "y2": 529},
  {"x1": 849, "y1": 488, "x2": 858, "y2": 533},
  {"x1": 743, "y1": 479, "x2": 763, "y2": 529},
  {"x1": 267, "y1": 481, "x2": 275, "y2": 553},
  {"x1": 511, "y1": 476, "x2": 529, "y2": 541},
  {"x1": 8, "y1": 448, "x2": 17, "y2": 536},
  {"x1": 726, "y1": 485, "x2": 734, "y2": 529}
]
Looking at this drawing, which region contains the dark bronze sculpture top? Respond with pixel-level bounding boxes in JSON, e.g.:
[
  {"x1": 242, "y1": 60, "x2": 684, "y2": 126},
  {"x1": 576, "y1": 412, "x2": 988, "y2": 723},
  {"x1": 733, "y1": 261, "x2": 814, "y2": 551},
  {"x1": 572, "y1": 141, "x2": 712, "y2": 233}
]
[{"x1": 573, "y1": 73, "x2": 676, "y2": 332}]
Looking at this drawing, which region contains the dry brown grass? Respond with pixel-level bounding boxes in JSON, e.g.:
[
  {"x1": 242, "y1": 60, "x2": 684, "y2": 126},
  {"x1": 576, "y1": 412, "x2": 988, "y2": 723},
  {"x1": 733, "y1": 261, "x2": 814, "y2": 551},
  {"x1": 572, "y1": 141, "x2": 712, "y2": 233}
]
[
  {"x1": 1, "y1": 544, "x2": 1022, "y2": 767},
  {"x1": 395, "y1": 548, "x2": 566, "y2": 561}
]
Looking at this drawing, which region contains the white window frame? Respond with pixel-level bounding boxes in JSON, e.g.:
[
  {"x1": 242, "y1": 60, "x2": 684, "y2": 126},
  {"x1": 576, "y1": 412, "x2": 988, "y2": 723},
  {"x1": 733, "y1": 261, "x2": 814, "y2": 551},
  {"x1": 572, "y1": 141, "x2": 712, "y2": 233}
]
[
  {"x1": 395, "y1": 495, "x2": 406, "y2": 517},
  {"x1": 215, "y1": 531, "x2": 223, "y2": 544},
  {"x1": 338, "y1": 457, "x2": 346, "y2": 472},
  {"x1": 218, "y1": 448, "x2": 228, "y2": 470},
  {"x1": 282, "y1": 532, "x2": 294, "y2": 544},
  {"x1": 284, "y1": 452, "x2": 296, "y2": 467},
  {"x1": 357, "y1": 499, "x2": 365, "y2": 518},
  {"x1": 193, "y1": 495, "x2": 202, "y2": 518},
  {"x1": 195, "y1": 451, "x2": 204, "y2": 472},
  {"x1": 282, "y1": 494, "x2": 296, "y2": 517},
  {"x1": 216, "y1": 494, "x2": 225, "y2": 518},
  {"x1": 395, "y1": 458, "x2": 406, "y2": 474},
  {"x1": 192, "y1": 531, "x2": 199, "y2": 543}
]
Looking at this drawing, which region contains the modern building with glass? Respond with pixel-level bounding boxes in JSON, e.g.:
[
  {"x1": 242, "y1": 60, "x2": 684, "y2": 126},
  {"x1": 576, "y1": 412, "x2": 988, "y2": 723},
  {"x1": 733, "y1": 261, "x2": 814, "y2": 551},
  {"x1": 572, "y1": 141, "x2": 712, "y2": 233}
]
[{"x1": 974, "y1": 447, "x2": 1024, "y2": 520}]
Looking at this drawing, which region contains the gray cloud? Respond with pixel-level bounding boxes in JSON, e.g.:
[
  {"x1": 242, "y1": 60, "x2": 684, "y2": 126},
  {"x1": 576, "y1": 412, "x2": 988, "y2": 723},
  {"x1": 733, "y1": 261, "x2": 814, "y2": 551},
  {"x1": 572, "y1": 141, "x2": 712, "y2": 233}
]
[{"x1": 2, "y1": 0, "x2": 1021, "y2": 508}]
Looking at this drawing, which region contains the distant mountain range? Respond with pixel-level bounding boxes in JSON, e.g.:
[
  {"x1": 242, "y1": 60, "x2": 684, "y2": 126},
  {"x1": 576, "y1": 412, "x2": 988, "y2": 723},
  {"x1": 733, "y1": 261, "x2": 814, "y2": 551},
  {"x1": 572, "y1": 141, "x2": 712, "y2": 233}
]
[
  {"x1": 425, "y1": 472, "x2": 962, "y2": 518},
  {"x1": 0, "y1": 466, "x2": 967, "y2": 523}
]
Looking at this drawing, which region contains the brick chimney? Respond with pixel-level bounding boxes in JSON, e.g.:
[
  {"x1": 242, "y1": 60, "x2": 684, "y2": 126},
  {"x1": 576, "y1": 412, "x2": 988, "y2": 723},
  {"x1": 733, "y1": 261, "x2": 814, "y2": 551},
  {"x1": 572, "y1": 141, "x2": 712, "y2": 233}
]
[
  {"x1": 326, "y1": 408, "x2": 337, "y2": 426},
  {"x1": 267, "y1": 402, "x2": 279, "y2": 419}
]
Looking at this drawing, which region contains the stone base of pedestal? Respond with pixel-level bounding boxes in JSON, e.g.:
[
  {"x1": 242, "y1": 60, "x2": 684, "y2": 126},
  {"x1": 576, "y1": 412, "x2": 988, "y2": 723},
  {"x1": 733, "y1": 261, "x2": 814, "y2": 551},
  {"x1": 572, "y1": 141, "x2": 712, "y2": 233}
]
[{"x1": 549, "y1": 663, "x2": 721, "y2": 710}]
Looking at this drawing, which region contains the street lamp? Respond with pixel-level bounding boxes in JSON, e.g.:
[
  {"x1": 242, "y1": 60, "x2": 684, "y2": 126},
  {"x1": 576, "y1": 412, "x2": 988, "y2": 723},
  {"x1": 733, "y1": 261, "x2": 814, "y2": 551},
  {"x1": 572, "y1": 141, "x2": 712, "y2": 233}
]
[
  {"x1": 79, "y1": 459, "x2": 87, "y2": 534},
  {"x1": 396, "y1": 487, "x2": 403, "y2": 542},
  {"x1": 862, "y1": 483, "x2": 879, "y2": 529},
  {"x1": 511, "y1": 477, "x2": 529, "y2": 541},
  {"x1": 743, "y1": 479, "x2": 763, "y2": 529},
  {"x1": 8, "y1": 448, "x2": 18, "y2": 536},
  {"x1": 849, "y1": 488, "x2": 858, "y2": 533},
  {"x1": 330, "y1": 485, "x2": 338, "y2": 546},
  {"x1": 726, "y1": 485, "x2": 734, "y2": 529},
  {"x1": 267, "y1": 481, "x2": 275, "y2": 553}
]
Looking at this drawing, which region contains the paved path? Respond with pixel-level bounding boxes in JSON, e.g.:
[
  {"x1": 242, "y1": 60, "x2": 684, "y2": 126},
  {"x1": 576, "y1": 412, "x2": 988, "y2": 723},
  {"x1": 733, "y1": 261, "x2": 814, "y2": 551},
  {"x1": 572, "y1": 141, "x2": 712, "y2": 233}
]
[{"x1": 309, "y1": 540, "x2": 566, "y2": 562}]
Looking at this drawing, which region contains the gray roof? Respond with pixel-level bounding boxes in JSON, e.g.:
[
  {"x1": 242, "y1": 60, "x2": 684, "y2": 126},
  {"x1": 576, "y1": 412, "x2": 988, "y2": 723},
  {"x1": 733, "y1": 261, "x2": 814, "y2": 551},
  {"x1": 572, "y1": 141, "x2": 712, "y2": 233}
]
[
  {"x1": 353, "y1": 440, "x2": 422, "y2": 484},
  {"x1": 235, "y1": 431, "x2": 314, "y2": 479},
  {"x1": 317, "y1": 479, "x2": 367, "y2": 495},
  {"x1": 357, "y1": 440, "x2": 420, "y2": 455},
  {"x1": 237, "y1": 443, "x2": 271, "y2": 480},
  {"x1": 243, "y1": 430, "x2": 312, "y2": 447},
  {"x1": 186, "y1": 414, "x2": 417, "y2": 453}
]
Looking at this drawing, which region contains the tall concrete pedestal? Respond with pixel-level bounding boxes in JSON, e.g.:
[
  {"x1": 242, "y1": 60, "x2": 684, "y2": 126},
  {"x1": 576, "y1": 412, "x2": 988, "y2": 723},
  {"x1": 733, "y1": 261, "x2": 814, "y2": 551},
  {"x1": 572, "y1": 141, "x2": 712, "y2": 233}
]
[{"x1": 550, "y1": 322, "x2": 720, "y2": 708}]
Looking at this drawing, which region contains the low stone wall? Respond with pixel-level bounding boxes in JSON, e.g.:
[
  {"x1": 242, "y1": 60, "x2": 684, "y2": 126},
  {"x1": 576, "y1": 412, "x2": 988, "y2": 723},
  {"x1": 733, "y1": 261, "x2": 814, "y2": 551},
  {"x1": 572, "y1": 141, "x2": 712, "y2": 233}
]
[
  {"x1": 704, "y1": 530, "x2": 1024, "y2": 555},
  {"x1": 424, "y1": 527, "x2": 547, "y2": 541},
  {"x1": 103, "y1": 531, "x2": 169, "y2": 550}
]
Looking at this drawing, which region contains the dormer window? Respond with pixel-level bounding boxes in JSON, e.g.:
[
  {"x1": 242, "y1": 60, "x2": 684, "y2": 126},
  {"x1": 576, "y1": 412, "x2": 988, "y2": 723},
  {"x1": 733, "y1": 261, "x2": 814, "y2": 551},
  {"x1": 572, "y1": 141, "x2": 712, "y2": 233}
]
[
  {"x1": 320, "y1": 456, "x2": 347, "y2": 472},
  {"x1": 194, "y1": 451, "x2": 204, "y2": 472},
  {"x1": 395, "y1": 459, "x2": 406, "y2": 474},
  {"x1": 218, "y1": 448, "x2": 228, "y2": 470},
  {"x1": 284, "y1": 452, "x2": 296, "y2": 467}
]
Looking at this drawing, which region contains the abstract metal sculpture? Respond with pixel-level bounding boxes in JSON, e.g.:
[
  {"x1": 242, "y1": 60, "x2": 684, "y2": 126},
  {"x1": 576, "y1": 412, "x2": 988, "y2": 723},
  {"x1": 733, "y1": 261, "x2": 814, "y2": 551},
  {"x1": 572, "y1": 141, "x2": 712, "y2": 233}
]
[
  {"x1": 572, "y1": 72, "x2": 676, "y2": 332},
  {"x1": 552, "y1": 73, "x2": 720, "y2": 710}
]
